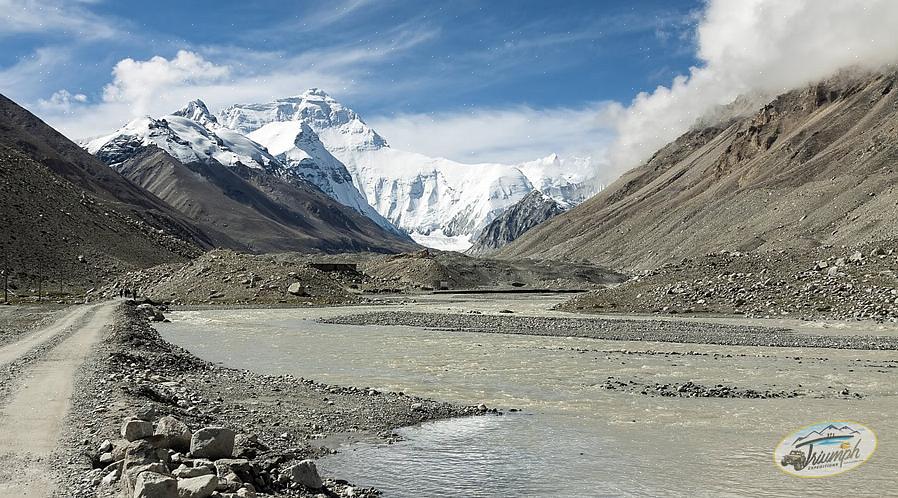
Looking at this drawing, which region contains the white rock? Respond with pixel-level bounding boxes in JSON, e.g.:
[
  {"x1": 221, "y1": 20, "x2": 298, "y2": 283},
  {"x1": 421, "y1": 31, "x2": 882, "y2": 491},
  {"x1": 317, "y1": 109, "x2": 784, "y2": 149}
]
[
  {"x1": 133, "y1": 471, "x2": 177, "y2": 498},
  {"x1": 122, "y1": 419, "x2": 154, "y2": 441}
]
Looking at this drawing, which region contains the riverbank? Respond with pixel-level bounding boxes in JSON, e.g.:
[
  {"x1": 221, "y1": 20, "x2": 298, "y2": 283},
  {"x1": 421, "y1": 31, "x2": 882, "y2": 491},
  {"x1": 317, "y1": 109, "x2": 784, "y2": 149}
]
[{"x1": 54, "y1": 304, "x2": 489, "y2": 497}]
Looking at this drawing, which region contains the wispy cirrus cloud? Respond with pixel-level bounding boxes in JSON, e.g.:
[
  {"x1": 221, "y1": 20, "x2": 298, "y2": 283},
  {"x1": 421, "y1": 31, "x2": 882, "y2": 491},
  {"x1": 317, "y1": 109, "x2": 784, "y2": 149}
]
[{"x1": 0, "y1": 0, "x2": 122, "y2": 39}]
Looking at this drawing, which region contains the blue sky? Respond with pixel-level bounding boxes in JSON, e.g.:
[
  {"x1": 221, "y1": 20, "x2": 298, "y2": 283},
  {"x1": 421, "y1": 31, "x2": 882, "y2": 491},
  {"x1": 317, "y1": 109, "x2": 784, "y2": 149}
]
[
  {"x1": 3, "y1": 1, "x2": 894, "y2": 173},
  {"x1": 2, "y1": 1, "x2": 701, "y2": 114},
  {"x1": 0, "y1": 0, "x2": 702, "y2": 163}
]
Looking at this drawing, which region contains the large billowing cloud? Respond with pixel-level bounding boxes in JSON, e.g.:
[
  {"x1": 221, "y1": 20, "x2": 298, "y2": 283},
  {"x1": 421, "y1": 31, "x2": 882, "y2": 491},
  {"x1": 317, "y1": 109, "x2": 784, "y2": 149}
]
[
  {"x1": 608, "y1": 0, "x2": 898, "y2": 175},
  {"x1": 101, "y1": 51, "x2": 230, "y2": 116}
]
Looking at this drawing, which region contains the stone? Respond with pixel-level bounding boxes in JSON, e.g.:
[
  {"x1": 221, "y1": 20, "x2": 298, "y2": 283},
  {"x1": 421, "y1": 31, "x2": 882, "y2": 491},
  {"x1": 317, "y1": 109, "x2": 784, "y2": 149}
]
[
  {"x1": 135, "y1": 404, "x2": 159, "y2": 421},
  {"x1": 156, "y1": 416, "x2": 192, "y2": 451},
  {"x1": 99, "y1": 452, "x2": 115, "y2": 465},
  {"x1": 100, "y1": 469, "x2": 119, "y2": 486},
  {"x1": 123, "y1": 439, "x2": 171, "y2": 489},
  {"x1": 98, "y1": 439, "x2": 113, "y2": 453},
  {"x1": 190, "y1": 427, "x2": 235, "y2": 460},
  {"x1": 236, "y1": 487, "x2": 256, "y2": 498},
  {"x1": 217, "y1": 472, "x2": 242, "y2": 492},
  {"x1": 133, "y1": 471, "x2": 177, "y2": 498},
  {"x1": 172, "y1": 464, "x2": 212, "y2": 478},
  {"x1": 287, "y1": 282, "x2": 305, "y2": 296},
  {"x1": 176, "y1": 474, "x2": 218, "y2": 498},
  {"x1": 213, "y1": 459, "x2": 252, "y2": 483},
  {"x1": 287, "y1": 460, "x2": 323, "y2": 489},
  {"x1": 125, "y1": 463, "x2": 170, "y2": 490},
  {"x1": 122, "y1": 419, "x2": 155, "y2": 441},
  {"x1": 849, "y1": 251, "x2": 864, "y2": 263}
]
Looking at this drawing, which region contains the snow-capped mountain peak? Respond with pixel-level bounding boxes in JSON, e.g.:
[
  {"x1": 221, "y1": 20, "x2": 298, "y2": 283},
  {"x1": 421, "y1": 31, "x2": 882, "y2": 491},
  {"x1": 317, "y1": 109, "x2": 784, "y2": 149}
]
[
  {"x1": 247, "y1": 119, "x2": 403, "y2": 234},
  {"x1": 219, "y1": 89, "x2": 388, "y2": 152},
  {"x1": 218, "y1": 90, "x2": 601, "y2": 250},
  {"x1": 83, "y1": 110, "x2": 280, "y2": 172},
  {"x1": 172, "y1": 99, "x2": 219, "y2": 128}
]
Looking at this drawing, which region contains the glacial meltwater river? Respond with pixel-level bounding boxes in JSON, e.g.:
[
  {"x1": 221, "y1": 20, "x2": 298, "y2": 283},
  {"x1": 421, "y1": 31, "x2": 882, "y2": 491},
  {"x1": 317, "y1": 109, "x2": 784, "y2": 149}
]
[{"x1": 158, "y1": 296, "x2": 898, "y2": 497}]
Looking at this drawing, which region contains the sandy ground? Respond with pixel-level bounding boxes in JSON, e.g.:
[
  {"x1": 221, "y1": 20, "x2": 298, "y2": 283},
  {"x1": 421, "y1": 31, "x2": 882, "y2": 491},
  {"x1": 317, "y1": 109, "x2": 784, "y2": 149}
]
[{"x1": 0, "y1": 301, "x2": 115, "y2": 497}]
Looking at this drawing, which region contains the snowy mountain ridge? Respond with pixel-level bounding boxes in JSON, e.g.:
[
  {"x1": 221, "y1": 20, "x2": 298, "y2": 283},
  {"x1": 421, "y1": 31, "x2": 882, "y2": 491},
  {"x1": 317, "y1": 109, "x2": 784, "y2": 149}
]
[
  {"x1": 82, "y1": 99, "x2": 402, "y2": 234},
  {"x1": 220, "y1": 89, "x2": 601, "y2": 250}
]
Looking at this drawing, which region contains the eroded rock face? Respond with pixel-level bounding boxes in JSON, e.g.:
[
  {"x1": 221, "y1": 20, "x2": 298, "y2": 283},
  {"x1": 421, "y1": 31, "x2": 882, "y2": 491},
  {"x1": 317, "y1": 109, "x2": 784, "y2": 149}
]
[{"x1": 190, "y1": 427, "x2": 235, "y2": 460}]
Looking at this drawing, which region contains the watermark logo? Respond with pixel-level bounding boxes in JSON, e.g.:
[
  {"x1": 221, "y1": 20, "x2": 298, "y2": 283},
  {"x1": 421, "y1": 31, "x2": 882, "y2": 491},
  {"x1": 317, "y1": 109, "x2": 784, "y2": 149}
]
[{"x1": 774, "y1": 421, "x2": 876, "y2": 477}]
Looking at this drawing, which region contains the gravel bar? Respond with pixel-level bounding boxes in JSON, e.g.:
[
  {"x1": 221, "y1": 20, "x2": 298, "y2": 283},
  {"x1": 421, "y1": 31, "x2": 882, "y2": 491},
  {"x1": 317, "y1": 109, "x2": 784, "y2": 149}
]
[{"x1": 321, "y1": 311, "x2": 898, "y2": 350}]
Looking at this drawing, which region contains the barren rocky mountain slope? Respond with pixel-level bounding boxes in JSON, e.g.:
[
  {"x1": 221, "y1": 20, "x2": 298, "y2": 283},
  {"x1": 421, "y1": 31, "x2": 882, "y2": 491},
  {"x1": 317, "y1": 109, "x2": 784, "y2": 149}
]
[
  {"x1": 115, "y1": 147, "x2": 418, "y2": 254},
  {"x1": 0, "y1": 96, "x2": 210, "y2": 292},
  {"x1": 499, "y1": 70, "x2": 898, "y2": 270},
  {"x1": 467, "y1": 190, "x2": 565, "y2": 256}
]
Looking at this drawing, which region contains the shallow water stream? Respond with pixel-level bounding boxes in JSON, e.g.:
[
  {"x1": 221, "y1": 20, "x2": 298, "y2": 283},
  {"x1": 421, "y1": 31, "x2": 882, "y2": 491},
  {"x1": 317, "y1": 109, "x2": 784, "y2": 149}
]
[{"x1": 159, "y1": 298, "x2": 898, "y2": 497}]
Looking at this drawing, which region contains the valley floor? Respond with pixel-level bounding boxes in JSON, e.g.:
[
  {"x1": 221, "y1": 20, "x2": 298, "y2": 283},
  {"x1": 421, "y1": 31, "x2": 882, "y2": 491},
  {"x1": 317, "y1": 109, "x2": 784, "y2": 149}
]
[{"x1": 0, "y1": 293, "x2": 895, "y2": 495}]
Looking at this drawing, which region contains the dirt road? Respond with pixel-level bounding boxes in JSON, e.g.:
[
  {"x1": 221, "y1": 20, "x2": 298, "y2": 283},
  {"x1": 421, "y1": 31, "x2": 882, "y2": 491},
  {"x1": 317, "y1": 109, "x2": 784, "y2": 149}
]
[{"x1": 0, "y1": 301, "x2": 116, "y2": 497}]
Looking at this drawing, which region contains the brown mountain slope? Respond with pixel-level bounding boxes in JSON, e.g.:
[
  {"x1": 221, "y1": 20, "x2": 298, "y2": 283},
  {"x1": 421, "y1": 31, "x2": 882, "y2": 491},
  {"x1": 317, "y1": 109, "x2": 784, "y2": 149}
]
[
  {"x1": 0, "y1": 143, "x2": 201, "y2": 293},
  {"x1": 115, "y1": 147, "x2": 420, "y2": 254},
  {"x1": 499, "y1": 70, "x2": 898, "y2": 270},
  {"x1": 0, "y1": 94, "x2": 213, "y2": 249}
]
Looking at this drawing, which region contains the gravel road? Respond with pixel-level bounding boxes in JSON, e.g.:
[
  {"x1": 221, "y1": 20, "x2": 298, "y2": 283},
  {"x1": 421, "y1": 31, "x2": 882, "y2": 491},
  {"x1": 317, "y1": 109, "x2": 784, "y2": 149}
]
[{"x1": 0, "y1": 301, "x2": 115, "y2": 497}]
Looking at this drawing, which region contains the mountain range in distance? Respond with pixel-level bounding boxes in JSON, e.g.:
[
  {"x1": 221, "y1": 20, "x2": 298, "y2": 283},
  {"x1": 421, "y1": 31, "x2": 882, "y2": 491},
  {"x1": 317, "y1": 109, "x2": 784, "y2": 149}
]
[{"x1": 84, "y1": 89, "x2": 601, "y2": 251}]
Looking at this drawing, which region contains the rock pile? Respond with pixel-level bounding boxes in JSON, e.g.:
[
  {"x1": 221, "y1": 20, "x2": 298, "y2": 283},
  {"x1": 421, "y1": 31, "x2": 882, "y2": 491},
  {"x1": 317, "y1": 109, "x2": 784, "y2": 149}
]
[
  {"x1": 562, "y1": 243, "x2": 898, "y2": 322},
  {"x1": 90, "y1": 411, "x2": 332, "y2": 498}
]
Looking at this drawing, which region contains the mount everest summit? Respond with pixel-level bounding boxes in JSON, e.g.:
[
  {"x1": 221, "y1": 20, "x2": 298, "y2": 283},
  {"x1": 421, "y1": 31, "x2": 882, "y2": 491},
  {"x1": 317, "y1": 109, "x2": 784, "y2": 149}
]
[{"x1": 84, "y1": 89, "x2": 600, "y2": 250}]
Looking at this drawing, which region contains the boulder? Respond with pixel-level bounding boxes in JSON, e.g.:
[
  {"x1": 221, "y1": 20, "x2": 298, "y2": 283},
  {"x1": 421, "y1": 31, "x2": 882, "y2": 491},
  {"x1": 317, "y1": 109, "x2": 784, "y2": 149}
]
[
  {"x1": 172, "y1": 465, "x2": 212, "y2": 478},
  {"x1": 287, "y1": 460, "x2": 322, "y2": 489},
  {"x1": 156, "y1": 415, "x2": 192, "y2": 451},
  {"x1": 133, "y1": 471, "x2": 177, "y2": 498},
  {"x1": 123, "y1": 439, "x2": 171, "y2": 489},
  {"x1": 190, "y1": 427, "x2": 235, "y2": 460},
  {"x1": 136, "y1": 303, "x2": 166, "y2": 322},
  {"x1": 176, "y1": 474, "x2": 218, "y2": 498},
  {"x1": 125, "y1": 463, "x2": 170, "y2": 491},
  {"x1": 287, "y1": 282, "x2": 305, "y2": 296},
  {"x1": 122, "y1": 419, "x2": 155, "y2": 441}
]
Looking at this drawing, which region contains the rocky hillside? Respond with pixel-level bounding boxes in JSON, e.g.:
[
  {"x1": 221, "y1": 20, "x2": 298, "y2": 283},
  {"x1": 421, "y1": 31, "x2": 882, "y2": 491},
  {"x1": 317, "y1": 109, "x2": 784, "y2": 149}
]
[
  {"x1": 0, "y1": 95, "x2": 208, "y2": 294},
  {"x1": 114, "y1": 146, "x2": 417, "y2": 254},
  {"x1": 467, "y1": 190, "x2": 565, "y2": 256},
  {"x1": 499, "y1": 70, "x2": 898, "y2": 270}
]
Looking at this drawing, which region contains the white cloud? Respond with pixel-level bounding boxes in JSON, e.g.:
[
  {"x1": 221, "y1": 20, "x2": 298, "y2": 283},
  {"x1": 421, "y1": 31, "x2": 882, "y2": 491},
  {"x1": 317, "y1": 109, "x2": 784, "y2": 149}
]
[
  {"x1": 37, "y1": 89, "x2": 87, "y2": 113},
  {"x1": 102, "y1": 50, "x2": 231, "y2": 115},
  {"x1": 369, "y1": 104, "x2": 618, "y2": 165},
  {"x1": 609, "y1": 0, "x2": 898, "y2": 174}
]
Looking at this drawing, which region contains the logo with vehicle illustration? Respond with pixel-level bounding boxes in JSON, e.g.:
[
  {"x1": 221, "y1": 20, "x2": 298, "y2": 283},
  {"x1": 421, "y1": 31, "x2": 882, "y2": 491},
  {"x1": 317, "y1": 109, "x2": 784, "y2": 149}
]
[{"x1": 774, "y1": 421, "x2": 876, "y2": 477}]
